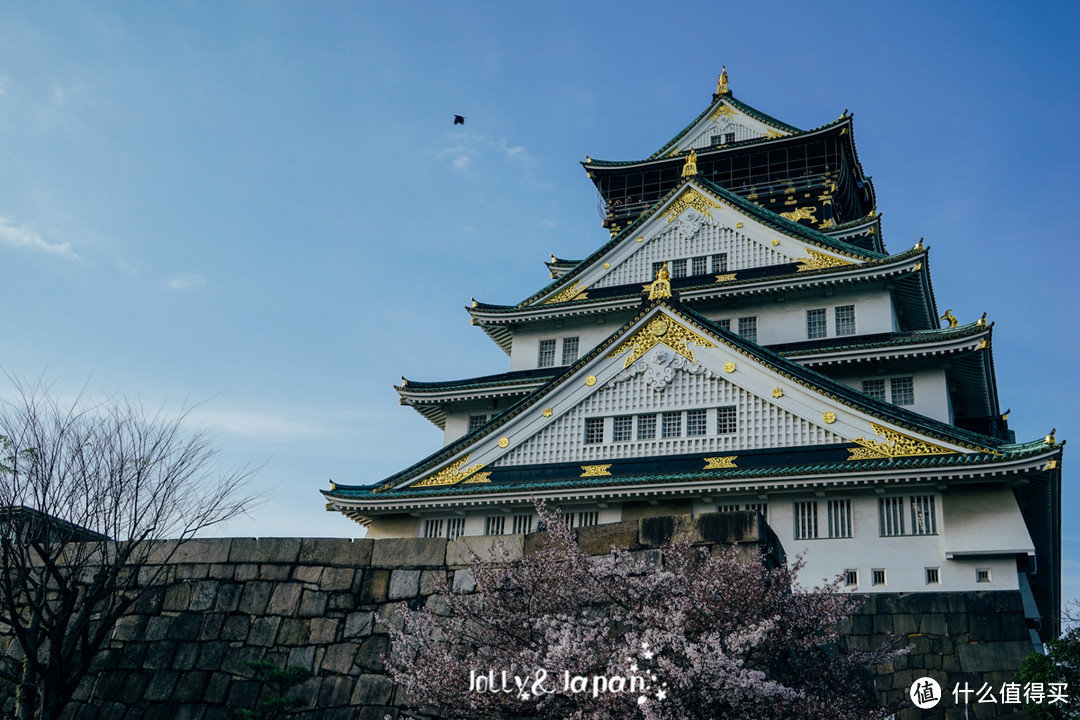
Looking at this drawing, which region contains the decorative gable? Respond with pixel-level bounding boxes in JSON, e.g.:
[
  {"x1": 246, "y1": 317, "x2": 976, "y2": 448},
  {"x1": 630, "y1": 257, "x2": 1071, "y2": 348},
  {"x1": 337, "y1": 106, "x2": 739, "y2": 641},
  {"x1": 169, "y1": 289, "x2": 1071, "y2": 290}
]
[{"x1": 664, "y1": 99, "x2": 790, "y2": 156}]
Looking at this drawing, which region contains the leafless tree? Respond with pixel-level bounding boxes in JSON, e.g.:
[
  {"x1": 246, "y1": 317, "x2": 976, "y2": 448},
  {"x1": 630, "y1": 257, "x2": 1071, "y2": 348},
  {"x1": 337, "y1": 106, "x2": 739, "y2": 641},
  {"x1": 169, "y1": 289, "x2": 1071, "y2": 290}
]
[{"x1": 0, "y1": 380, "x2": 259, "y2": 720}]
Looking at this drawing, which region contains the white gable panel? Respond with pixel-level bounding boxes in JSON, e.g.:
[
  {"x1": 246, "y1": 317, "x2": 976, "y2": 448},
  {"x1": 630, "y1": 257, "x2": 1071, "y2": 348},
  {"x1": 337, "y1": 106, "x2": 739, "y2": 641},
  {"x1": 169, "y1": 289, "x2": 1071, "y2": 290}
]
[{"x1": 668, "y1": 101, "x2": 788, "y2": 156}]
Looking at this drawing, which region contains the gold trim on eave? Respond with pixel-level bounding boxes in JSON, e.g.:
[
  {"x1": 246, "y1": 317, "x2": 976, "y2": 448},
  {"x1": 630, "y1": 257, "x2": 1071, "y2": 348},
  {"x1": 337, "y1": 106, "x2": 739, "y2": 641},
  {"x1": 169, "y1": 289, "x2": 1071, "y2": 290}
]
[
  {"x1": 581, "y1": 464, "x2": 612, "y2": 477},
  {"x1": 797, "y1": 248, "x2": 853, "y2": 272},
  {"x1": 846, "y1": 423, "x2": 958, "y2": 461},
  {"x1": 543, "y1": 281, "x2": 589, "y2": 305},
  {"x1": 661, "y1": 187, "x2": 721, "y2": 224},
  {"x1": 703, "y1": 456, "x2": 737, "y2": 469},
  {"x1": 607, "y1": 316, "x2": 716, "y2": 368},
  {"x1": 412, "y1": 453, "x2": 486, "y2": 488}
]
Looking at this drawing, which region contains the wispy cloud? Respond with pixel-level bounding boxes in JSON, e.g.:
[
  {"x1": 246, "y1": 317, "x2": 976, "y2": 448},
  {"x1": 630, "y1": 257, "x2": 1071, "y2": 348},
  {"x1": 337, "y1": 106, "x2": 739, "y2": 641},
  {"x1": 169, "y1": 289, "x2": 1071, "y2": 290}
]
[
  {"x1": 167, "y1": 272, "x2": 205, "y2": 290},
  {"x1": 439, "y1": 134, "x2": 534, "y2": 172},
  {"x1": 0, "y1": 215, "x2": 82, "y2": 262}
]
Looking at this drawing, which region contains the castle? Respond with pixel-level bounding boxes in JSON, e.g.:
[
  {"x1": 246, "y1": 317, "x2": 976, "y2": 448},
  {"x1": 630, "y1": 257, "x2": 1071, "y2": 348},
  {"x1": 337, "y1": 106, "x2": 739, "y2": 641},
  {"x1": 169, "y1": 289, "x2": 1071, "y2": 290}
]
[{"x1": 323, "y1": 69, "x2": 1062, "y2": 641}]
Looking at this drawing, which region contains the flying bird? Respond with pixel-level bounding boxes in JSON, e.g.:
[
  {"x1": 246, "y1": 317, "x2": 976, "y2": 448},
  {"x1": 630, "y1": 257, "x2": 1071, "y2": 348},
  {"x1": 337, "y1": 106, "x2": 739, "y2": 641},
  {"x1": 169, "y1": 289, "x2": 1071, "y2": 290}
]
[{"x1": 453, "y1": 115, "x2": 466, "y2": 125}]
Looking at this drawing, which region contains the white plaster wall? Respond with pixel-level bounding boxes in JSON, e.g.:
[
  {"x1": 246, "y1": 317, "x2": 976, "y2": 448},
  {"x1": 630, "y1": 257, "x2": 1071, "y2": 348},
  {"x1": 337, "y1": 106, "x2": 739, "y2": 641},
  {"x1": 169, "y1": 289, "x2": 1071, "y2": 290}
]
[
  {"x1": 830, "y1": 368, "x2": 952, "y2": 424},
  {"x1": 508, "y1": 312, "x2": 635, "y2": 371}
]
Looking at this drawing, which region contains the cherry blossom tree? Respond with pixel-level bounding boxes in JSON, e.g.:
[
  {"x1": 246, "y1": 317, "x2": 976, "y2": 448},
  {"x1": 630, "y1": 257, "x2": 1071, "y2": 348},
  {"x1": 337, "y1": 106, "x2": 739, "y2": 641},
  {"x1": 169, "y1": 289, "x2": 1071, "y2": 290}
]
[{"x1": 387, "y1": 503, "x2": 907, "y2": 720}]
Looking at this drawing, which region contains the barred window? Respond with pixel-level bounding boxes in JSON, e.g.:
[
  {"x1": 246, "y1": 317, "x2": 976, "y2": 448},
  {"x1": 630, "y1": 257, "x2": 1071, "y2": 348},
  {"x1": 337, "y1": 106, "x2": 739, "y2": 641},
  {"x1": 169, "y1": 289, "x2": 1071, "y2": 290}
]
[
  {"x1": 584, "y1": 417, "x2": 604, "y2": 445},
  {"x1": 718, "y1": 504, "x2": 740, "y2": 513},
  {"x1": 925, "y1": 567, "x2": 940, "y2": 585},
  {"x1": 468, "y1": 414, "x2": 488, "y2": 432},
  {"x1": 446, "y1": 517, "x2": 466, "y2": 541},
  {"x1": 827, "y1": 499, "x2": 852, "y2": 538},
  {"x1": 738, "y1": 316, "x2": 757, "y2": 343},
  {"x1": 661, "y1": 412, "x2": 682, "y2": 438},
  {"x1": 879, "y1": 497, "x2": 905, "y2": 537},
  {"x1": 862, "y1": 379, "x2": 886, "y2": 401},
  {"x1": 891, "y1": 377, "x2": 915, "y2": 405},
  {"x1": 713, "y1": 253, "x2": 728, "y2": 272},
  {"x1": 423, "y1": 519, "x2": 444, "y2": 539},
  {"x1": 976, "y1": 568, "x2": 991, "y2": 583},
  {"x1": 710, "y1": 134, "x2": 724, "y2": 146},
  {"x1": 512, "y1": 514, "x2": 533, "y2": 534},
  {"x1": 485, "y1": 516, "x2": 506, "y2": 536},
  {"x1": 835, "y1": 305, "x2": 856, "y2": 336},
  {"x1": 575, "y1": 511, "x2": 599, "y2": 528},
  {"x1": 613, "y1": 415, "x2": 633, "y2": 443},
  {"x1": 561, "y1": 336, "x2": 579, "y2": 365},
  {"x1": 872, "y1": 569, "x2": 887, "y2": 586},
  {"x1": 910, "y1": 495, "x2": 937, "y2": 535},
  {"x1": 692, "y1": 255, "x2": 709, "y2": 276},
  {"x1": 744, "y1": 502, "x2": 768, "y2": 521},
  {"x1": 538, "y1": 339, "x2": 556, "y2": 368},
  {"x1": 670, "y1": 258, "x2": 687, "y2": 278},
  {"x1": 844, "y1": 569, "x2": 859, "y2": 587},
  {"x1": 794, "y1": 500, "x2": 819, "y2": 540},
  {"x1": 807, "y1": 308, "x2": 827, "y2": 339},
  {"x1": 686, "y1": 409, "x2": 708, "y2": 436},
  {"x1": 652, "y1": 261, "x2": 665, "y2": 278},
  {"x1": 716, "y1": 406, "x2": 737, "y2": 434},
  {"x1": 637, "y1": 414, "x2": 657, "y2": 440}
]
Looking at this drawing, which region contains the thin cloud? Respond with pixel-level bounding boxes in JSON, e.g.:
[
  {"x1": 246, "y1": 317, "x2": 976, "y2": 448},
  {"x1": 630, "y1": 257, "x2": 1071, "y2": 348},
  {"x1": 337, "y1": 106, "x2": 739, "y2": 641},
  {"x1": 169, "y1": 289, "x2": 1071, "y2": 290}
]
[
  {"x1": 0, "y1": 216, "x2": 82, "y2": 262},
  {"x1": 167, "y1": 273, "x2": 205, "y2": 290},
  {"x1": 439, "y1": 135, "x2": 533, "y2": 172}
]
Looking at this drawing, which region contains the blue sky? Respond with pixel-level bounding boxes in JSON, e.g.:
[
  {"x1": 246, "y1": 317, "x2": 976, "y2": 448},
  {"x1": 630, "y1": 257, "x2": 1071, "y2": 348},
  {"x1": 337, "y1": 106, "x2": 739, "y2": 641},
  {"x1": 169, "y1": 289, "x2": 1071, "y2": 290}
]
[{"x1": 0, "y1": 2, "x2": 1076, "y2": 598}]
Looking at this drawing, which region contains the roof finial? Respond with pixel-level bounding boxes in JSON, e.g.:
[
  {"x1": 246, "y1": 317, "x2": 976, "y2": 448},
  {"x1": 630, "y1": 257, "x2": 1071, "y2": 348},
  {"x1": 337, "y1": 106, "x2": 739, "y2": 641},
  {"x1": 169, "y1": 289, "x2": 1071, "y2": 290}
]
[
  {"x1": 647, "y1": 263, "x2": 672, "y2": 300},
  {"x1": 716, "y1": 66, "x2": 730, "y2": 96},
  {"x1": 977, "y1": 312, "x2": 987, "y2": 327},
  {"x1": 1045, "y1": 428, "x2": 1057, "y2": 446},
  {"x1": 915, "y1": 237, "x2": 925, "y2": 252},
  {"x1": 939, "y1": 309, "x2": 958, "y2": 328},
  {"x1": 681, "y1": 148, "x2": 699, "y2": 177}
]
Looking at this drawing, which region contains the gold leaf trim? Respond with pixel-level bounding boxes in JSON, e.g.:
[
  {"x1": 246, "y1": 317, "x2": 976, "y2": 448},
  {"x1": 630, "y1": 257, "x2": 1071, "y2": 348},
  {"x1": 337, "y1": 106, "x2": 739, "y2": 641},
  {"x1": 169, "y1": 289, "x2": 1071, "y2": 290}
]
[
  {"x1": 412, "y1": 454, "x2": 486, "y2": 488},
  {"x1": 780, "y1": 206, "x2": 818, "y2": 223},
  {"x1": 703, "y1": 456, "x2": 737, "y2": 469},
  {"x1": 846, "y1": 423, "x2": 958, "y2": 461},
  {"x1": 709, "y1": 104, "x2": 737, "y2": 122},
  {"x1": 581, "y1": 464, "x2": 612, "y2": 477},
  {"x1": 462, "y1": 472, "x2": 492, "y2": 484},
  {"x1": 715, "y1": 273, "x2": 737, "y2": 283},
  {"x1": 543, "y1": 281, "x2": 589, "y2": 305},
  {"x1": 661, "y1": 187, "x2": 721, "y2": 224},
  {"x1": 606, "y1": 316, "x2": 716, "y2": 368},
  {"x1": 796, "y1": 248, "x2": 853, "y2": 272}
]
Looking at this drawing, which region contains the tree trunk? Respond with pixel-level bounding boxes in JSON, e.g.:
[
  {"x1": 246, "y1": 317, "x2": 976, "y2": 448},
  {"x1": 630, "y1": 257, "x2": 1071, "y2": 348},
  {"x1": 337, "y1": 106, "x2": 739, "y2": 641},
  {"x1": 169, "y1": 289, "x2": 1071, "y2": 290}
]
[{"x1": 15, "y1": 660, "x2": 36, "y2": 720}]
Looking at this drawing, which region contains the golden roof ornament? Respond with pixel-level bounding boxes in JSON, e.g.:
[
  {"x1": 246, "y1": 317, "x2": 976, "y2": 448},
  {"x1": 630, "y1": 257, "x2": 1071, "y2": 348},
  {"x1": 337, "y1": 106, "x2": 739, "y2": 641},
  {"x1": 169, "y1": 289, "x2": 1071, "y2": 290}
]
[
  {"x1": 647, "y1": 262, "x2": 672, "y2": 300},
  {"x1": 977, "y1": 312, "x2": 987, "y2": 328},
  {"x1": 716, "y1": 66, "x2": 729, "y2": 96},
  {"x1": 915, "y1": 238, "x2": 925, "y2": 252},
  {"x1": 681, "y1": 148, "x2": 699, "y2": 177},
  {"x1": 1045, "y1": 428, "x2": 1057, "y2": 446},
  {"x1": 940, "y1": 309, "x2": 958, "y2": 328}
]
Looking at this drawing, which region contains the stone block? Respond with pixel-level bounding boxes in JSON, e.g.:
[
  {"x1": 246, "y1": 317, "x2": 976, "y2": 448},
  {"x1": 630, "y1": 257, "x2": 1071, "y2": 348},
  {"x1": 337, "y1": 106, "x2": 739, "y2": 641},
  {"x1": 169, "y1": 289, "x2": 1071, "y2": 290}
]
[
  {"x1": 117, "y1": 644, "x2": 148, "y2": 669},
  {"x1": 257, "y1": 564, "x2": 292, "y2": 581},
  {"x1": 299, "y1": 537, "x2": 373, "y2": 566},
  {"x1": 956, "y1": 641, "x2": 1034, "y2": 673},
  {"x1": 321, "y1": 643, "x2": 360, "y2": 674},
  {"x1": 452, "y1": 568, "x2": 476, "y2": 593},
  {"x1": 221, "y1": 646, "x2": 264, "y2": 676},
  {"x1": 299, "y1": 589, "x2": 329, "y2": 617},
  {"x1": 370, "y1": 537, "x2": 446, "y2": 568},
  {"x1": 199, "y1": 612, "x2": 226, "y2": 640},
  {"x1": 291, "y1": 564, "x2": 323, "y2": 583},
  {"x1": 969, "y1": 614, "x2": 1002, "y2": 642},
  {"x1": 203, "y1": 672, "x2": 231, "y2": 704},
  {"x1": 695, "y1": 511, "x2": 760, "y2": 544},
  {"x1": 237, "y1": 581, "x2": 274, "y2": 615},
  {"x1": 144, "y1": 640, "x2": 178, "y2": 670},
  {"x1": 638, "y1": 516, "x2": 674, "y2": 547},
  {"x1": 388, "y1": 569, "x2": 421, "y2": 600},
  {"x1": 171, "y1": 539, "x2": 231, "y2": 565},
  {"x1": 222, "y1": 614, "x2": 250, "y2": 641},
  {"x1": 172, "y1": 642, "x2": 201, "y2": 671},
  {"x1": 358, "y1": 569, "x2": 391, "y2": 604},
  {"x1": 523, "y1": 529, "x2": 550, "y2": 556},
  {"x1": 143, "y1": 671, "x2": 179, "y2": 702},
  {"x1": 419, "y1": 569, "x2": 447, "y2": 595},
  {"x1": 213, "y1": 582, "x2": 242, "y2": 612},
  {"x1": 226, "y1": 679, "x2": 261, "y2": 708},
  {"x1": 351, "y1": 673, "x2": 393, "y2": 705},
  {"x1": 277, "y1": 618, "x2": 310, "y2": 646},
  {"x1": 229, "y1": 537, "x2": 301, "y2": 564},
  {"x1": 119, "y1": 672, "x2": 149, "y2": 704},
  {"x1": 308, "y1": 617, "x2": 340, "y2": 645},
  {"x1": 872, "y1": 615, "x2": 894, "y2": 634},
  {"x1": 195, "y1": 641, "x2": 228, "y2": 670},
  {"x1": 247, "y1": 616, "x2": 282, "y2": 646},
  {"x1": 135, "y1": 586, "x2": 166, "y2": 615},
  {"x1": 111, "y1": 614, "x2": 147, "y2": 642},
  {"x1": 446, "y1": 534, "x2": 524, "y2": 566},
  {"x1": 321, "y1": 567, "x2": 356, "y2": 591},
  {"x1": 893, "y1": 614, "x2": 920, "y2": 636},
  {"x1": 234, "y1": 563, "x2": 259, "y2": 581},
  {"x1": 574, "y1": 520, "x2": 641, "y2": 555},
  {"x1": 920, "y1": 613, "x2": 947, "y2": 635},
  {"x1": 356, "y1": 636, "x2": 390, "y2": 672},
  {"x1": 266, "y1": 583, "x2": 304, "y2": 615},
  {"x1": 208, "y1": 563, "x2": 235, "y2": 580},
  {"x1": 376, "y1": 602, "x2": 406, "y2": 633},
  {"x1": 328, "y1": 591, "x2": 356, "y2": 611},
  {"x1": 171, "y1": 671, "x2": 208, "y2": 703},
  {"x1": 344, "y1": 611, "x2": 375, "y2": 638},
  {"x1": 162, "y1": 582, "x2": 193, "y2": 612},
  {"x1": 288, "y1": 645, "x2": 316, "y2": 671},
  {"x1": 319, "y1": 675, "x2": 355, "y2": 707},
  {"x1": 174, "y1": 563, "x2": 209, "y2": 580}
]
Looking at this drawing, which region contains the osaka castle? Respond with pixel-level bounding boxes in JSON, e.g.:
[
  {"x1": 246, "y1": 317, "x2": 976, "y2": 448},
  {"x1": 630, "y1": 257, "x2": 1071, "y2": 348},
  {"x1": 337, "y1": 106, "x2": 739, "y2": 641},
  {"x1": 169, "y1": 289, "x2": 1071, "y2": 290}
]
[{"x1": 325, "y1": 70, "x2": 1062, "y2": 634}]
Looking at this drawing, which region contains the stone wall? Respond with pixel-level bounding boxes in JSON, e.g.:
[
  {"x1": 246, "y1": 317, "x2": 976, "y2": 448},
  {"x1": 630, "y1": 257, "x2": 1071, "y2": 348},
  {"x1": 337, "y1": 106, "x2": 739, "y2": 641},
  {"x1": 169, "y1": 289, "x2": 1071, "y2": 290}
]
[{"x1": 0, "y1": 512, "x2": 1036, "y2": 720}]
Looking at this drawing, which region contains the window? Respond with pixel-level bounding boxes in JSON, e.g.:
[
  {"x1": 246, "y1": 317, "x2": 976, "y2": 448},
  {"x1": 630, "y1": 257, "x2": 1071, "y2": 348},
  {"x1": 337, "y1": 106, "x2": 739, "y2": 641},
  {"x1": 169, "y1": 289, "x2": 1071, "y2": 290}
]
[
  {"x1": 718, "y1": 504, "x2": 740, "y2": 513},
  {"x1": 794, "y1": 500, "x2": 818, "y2": 540},
  {"x1": 637, "y1": 414, "x2": 656, "y2": 440},
  {"x1": 716, "y1": 406, "x2": 737, "y2": 434},
  {"x1": 872, "y1": 568, "x2": 887, "y2": 586},
  {"x1": 512, "y1": 514, "x2": 533, "y2": 534},
  {"x1": 879, "y1": 497, "x2": 905, "y2": 537},
  {"x1": 575, "y1": 511, "x2": 599, "y2": 528},
  {"x1": 807, "y1": 308, "x2": 827, "y2": 339},
  {"x1": 584, "y1": 417, "x2": 604, "y2": 445},
  {"x1": 725, "y1": 132, "x2": 736, "y2": 144},
  {"x1": 687, "y1": 409, "x2": 708, "y2": 436},
  {"x1": 738, "y1": 316, "x2": 757, "y2": 343},
  {"x1": 910, "y1": 495, "x2": 937, "y2": 535},
  {"x1": 925, "y1": 567, "x2": 940, "y2": 585},
  {"x1": 561, "y1": 337, "x2": 579, "y2": 365},
  {"x1": 827, "y1": 499, "x2": 852, "y2": 538},
  {"x1": 710, "y1": 134, "x2": 723, "y2": 146},
  {"x1": 862, "y1": 379, "x2": 886, "y2": 401},
  {"x1": 744, "y1": 503, "x2": 768, "y2": 521},
  {"x1": 976, "y1": 568, "x2": 992, "y2": 583},
  {"x1": 670, "y1": 259, "x2": 687, "y2": 278},
  {"x1": 692, "y1": 256, "x2": 709, "y2": 276},
  {"x1": 446, "y1": 517, "x2": 466, "y2": 541},
  {"x1": 835, "y1": 305, "x2": 856, "y2": 336},
  {"x1": 468, "y1": 415, "x2": 488, "y2": 433},
  {"x1": 661, "y1": 412, "x2": 682, "y2": 438},
  {"x1": 485, "y1": 516, "x2": 506, "y2": 536},
  {"x1": 538, "y1": 339, "x2": 556, "y2": 368},
  {"x1": 844, "y1": 569, "x2": 859, "y2": 587},
  {"x1": 613, "y1": 415, "x2": 633, "y2": 443},
  {"x1": 716, "y1": 319, "x2": 731, "y2": 331},
  {"x1": 423, "y1": 519, "x2": 444, "y2": 539},
  {"x1": 713, "y1": 253, "x2": 728, "y2": 272},
  {"x1": 891, "y1": 377, "x2": 915, "y2": 405}
]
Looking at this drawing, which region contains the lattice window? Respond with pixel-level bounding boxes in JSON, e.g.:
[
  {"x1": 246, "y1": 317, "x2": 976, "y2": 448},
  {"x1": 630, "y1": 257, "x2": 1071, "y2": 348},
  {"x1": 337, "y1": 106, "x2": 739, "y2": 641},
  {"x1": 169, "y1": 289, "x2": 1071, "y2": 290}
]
[
  {"x1": 879, "y1": 497, "x2": 906, "y2": 537},
  {"x1": 738, "y1": 316, "x2": 757, "y2": 343},
  {"x1": 910, "y1": 495, "x2": 937, "y2": 535},
  {"x1": 637, "y1": 414, "x2": 656, "y2": 440},
  {"x1": 713, "y1": 253, "x2": 728, "y2": 272},
  {"x1": 692, "y1": 256, "x2": 709, "y2": 276},
  {"x1": 716, "y1": 319, "x2": 731, "y2": 331},
  {"x1": 862, "y1": 379, "x2": 886, "y2": 401},
  {"x1": 584, "y1": 417, "x2": 604, "y2": 445},
  {"x1": 652, "y1": 261, "x2": 665, "y2": 278},
  {"x1": 512, "y1": 514, "x2": 533, "y2": 534},
  {"x1": 670, "y1": 259, "x2": 687, "y2": 278},
  {"x1": 613, "y1": 415, "x2": 633, "y2": 443},
  {"x1": 423, "y1": 519, "x2": 443, "y2": 539},
  {"x1": 661, "y1": 412, "x2": 682, "y2": 438},
  {"x1": 794, "y1": 500, "x2": 818, "y2": 540},
  {"x1": 538, "y1": 339, "x2": 556, "y2": 368},
  {"x1": 976, "y1": 568, "x2": 991, "y2": 583},
  {"x1": 716, "y1": 406, "x2": 737, "y2": 434},
  {"x1": 827, "y1": 499, "x2": 852, "y2": 538},
  {"x1": 807, "y1": 308, "x2": 827, "y2": 340},
  {"x1": 446, "y1": 517, "x2": 466, "y2": 541},
  {"x1": 835, "y1": 305, "x2": 856, "y2": 336},
  {"x1": 891, "y1": 377, "x2": 915, "y2": 405},
  {"x1": 485, "y1": 516, "x2": 506, "y2": 536},
  {"x1": 718, "y1": 504, "x2": 741, "y2": 512},
  {"x1": 562, "y1": 336, "x2": 579, "y2": 365},
  {"x1": 468, "y1": 415, "x2": 488, "y2": 433},
  {"x1": 725, "y1": 132, "x2": 736, "y2": 144},
  {"x1": 686, "y1": 409, "x2": 708, "y2": 436}
]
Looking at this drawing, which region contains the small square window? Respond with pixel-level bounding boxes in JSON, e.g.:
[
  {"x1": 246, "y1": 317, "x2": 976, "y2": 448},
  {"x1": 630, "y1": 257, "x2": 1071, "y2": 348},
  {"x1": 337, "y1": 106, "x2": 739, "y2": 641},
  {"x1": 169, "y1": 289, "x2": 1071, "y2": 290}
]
[
  {"x1": 692, "y1": 256, "x2": 709, "y2": 276},
  {"x1": 686, "y1": 409, "x2": 708, "y2": 436},
  {"x1": 716, "y1": 406, "x2": 737, "y2": 434},
  {"x1": 710, "y1": 134, "x2": 724, "y2": 146},
  {"x1": 637, "y1": 414, "x2": 656, "y2": 440},
  {"x1": 713, "y1": 253, "x2": 728, "y2": 272},
  {"x1": 661, "y1": 412, "x2": 682, "y2": 438},
  {"x1": 738, "y1": 316, "x2": 757, "y2": 343},
  {"x1": 538, "y1": 339, "x2": 556, "y2": 368},
  {"x1": 561, "y1": 337, "x2": 579, "y2": 365},
  {"x1": 976, "y1": 568, "x2": 992, "y2": 583},
  {"x1": 670, "y1": 259, "x2": 687, "y2": 278},
  {"x1": 862, "y1": 379, "x2": 886, "y2": 401},
  {"x1": 584, "y1": 417, "x2": 604, "y2": 445},
  {"x1": 485, "y1": 516, "x2": 506, "y2": 536},
  {"x1": 612, "y1": 416, "x2": 633, "y2": 443},
  {"x1": 844, "y1": 569, "x2": 859, "y2": 587},
  {"x1": 891, "y1": 377, "x2": 915, "y2": 405},
  {"x1": 925, "y1": 567, "x2": 940, "y2": 585},
  {"x1": 872, "y1": 568, "x2": 887, "y2": 586},
  {"x1": 807, "y1": 308, "x2": 827, "y2": 340},
  {"x1": 835, "y1": 305, "x2": 856, "y2": 336},
  {"x1": 716, "y1": 319, "x2": 731, "y2": 331},
  {"x1": 468, "y1": 414, "x2": 488, "y2": 432},
  {"x1": 725, "y1": 132, "x2": 736, "y2": 144}
]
